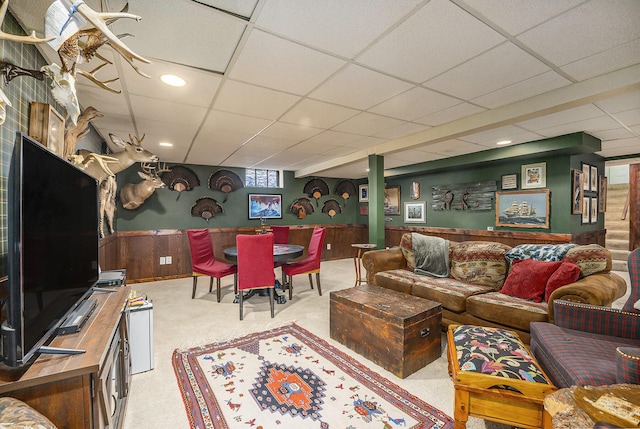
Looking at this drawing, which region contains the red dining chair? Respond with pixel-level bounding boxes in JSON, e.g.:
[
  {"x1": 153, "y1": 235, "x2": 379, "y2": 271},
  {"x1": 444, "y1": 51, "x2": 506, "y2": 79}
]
[
  {"x1": 271, "y1": 226, "x2": 290, "y2": 244},
  {"x1": 283, "y1": 227, "x2": 326, "y2": 300},
  {"x1": 236, "y1": 233, "x2": 276, "y2": 320},
  {"x1": 187, "y1": 229, "x2": 237, "y2": 302}
]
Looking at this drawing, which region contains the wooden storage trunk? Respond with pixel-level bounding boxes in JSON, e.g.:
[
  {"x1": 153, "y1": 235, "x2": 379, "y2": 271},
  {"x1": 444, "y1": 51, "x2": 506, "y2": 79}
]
[{"x1": 330, "y1": 284, "x2": 442, "y2": 378}]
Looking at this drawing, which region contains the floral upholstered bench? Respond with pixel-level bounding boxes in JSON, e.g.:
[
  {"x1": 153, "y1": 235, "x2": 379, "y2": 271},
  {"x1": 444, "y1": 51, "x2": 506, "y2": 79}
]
[
  {"x1": 446, "y1": 324, "x2": 556, "y2": 429},
  {"x1": 0, "y1": 397, "x2": 57, "y2": 428}
]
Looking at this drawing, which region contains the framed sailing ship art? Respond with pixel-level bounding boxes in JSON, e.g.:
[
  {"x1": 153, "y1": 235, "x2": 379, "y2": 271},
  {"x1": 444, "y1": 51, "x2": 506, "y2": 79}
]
[{"x1": 496, "y1": 189, "x2": 550, "y2": 229}]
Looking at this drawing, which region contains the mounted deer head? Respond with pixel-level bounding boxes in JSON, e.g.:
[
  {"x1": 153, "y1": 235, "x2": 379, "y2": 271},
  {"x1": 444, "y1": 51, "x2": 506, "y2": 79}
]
[
  {"x1": 120, "y1": 163, "x2": 170, "y2": 210},
  {"x1": 41, "y1": 63, "x2": 81, "y2": 125}
]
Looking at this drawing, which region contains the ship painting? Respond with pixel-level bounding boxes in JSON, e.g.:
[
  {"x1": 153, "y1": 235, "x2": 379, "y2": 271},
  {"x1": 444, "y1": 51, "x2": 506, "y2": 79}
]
[
  {"x1": 503, "y1": 201, "x2": 536, "y2": 218},
  {"x1": 496, "y1": 190, "x2": 549, "y2": 228}
]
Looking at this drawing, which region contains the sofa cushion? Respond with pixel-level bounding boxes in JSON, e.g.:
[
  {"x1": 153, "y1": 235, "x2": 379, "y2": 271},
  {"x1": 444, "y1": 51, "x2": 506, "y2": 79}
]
[
  {"x1": 449, "y1": 241, "x2": 511, "y2": 289},
  {"x1": 500, "y1": 259, "x2": 562, "y2": 303},
  {"x1": 374, "y1": 269, "x2": 415, "y2": 294},
  {"x1": 504, "y1": 243, "x2": 577, "y2": 263},
  {"x1": 562, "y1": 244, "x2": 611, "y2": 277},
  {"x1": 412, "y1": 276, "x2": 494, "y2": 313},
  {"x1": 544, "y1": 261, "x2": 581, "y2": 301},
  {"x1": 466, "y1": 292, "x2": 548, "y2": 331},
  {"x1": 399, "y1": 233, "x2": 416, "y2": 270}
]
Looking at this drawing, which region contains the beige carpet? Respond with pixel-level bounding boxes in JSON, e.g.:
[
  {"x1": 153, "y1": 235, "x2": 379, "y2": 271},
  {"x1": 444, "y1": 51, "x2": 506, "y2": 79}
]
[{"x1": 122, "y1": 258, "x2": 631, "y2": 429}]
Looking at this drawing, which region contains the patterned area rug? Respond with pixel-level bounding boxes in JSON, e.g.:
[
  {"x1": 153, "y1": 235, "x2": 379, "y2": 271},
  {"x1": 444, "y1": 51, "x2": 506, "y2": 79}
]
[{"x1": 172, "y1": 323, "x2": 453, "y2": 429}]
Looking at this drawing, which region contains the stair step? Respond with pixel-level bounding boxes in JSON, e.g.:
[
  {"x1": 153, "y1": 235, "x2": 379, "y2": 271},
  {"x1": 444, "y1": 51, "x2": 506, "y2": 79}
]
[
  {"x1": 607, "y1": 239, "x2": 630, "y2": 250},
  {"x1": 609, "y1": 248, "x2": 631, "y2": 261},
  {"x1": 606, "y1": 220, "x2": 630, "y2": 230},
  {"x1": 612, "y1": 260, "x2": 628, "y2": 272},
  {"x1": 606, "y1": 230, "x2": 630, "y2": 240}
]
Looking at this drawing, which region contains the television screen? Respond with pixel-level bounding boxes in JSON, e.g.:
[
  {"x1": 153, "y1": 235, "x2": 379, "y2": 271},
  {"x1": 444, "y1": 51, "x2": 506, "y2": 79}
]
[{"x1": 4, "y1": 132, "x2": 99, "y2": 366}]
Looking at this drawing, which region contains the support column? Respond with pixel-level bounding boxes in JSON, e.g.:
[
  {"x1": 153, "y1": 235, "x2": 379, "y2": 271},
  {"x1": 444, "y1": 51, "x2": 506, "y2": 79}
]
[{"x1": 368, "y1": 155, "x2": 385, "y2": 249}]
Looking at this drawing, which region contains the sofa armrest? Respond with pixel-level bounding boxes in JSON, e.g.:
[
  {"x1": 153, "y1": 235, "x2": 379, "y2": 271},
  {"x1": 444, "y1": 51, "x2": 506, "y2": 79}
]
[
  {"x1": 547, "y1": 272, "x2": 627, "y2": 323},
  {"x1": 552, "y1": 299, "x2": 640, "y2": 339},
  {"x1": 362, "y1": 247, "x2": 406, "y2": 285}
]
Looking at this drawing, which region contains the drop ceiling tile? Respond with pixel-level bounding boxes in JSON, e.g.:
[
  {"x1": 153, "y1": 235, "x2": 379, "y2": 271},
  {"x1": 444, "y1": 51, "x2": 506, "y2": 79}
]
[
  {"x1": 280, "y1": 99, "x2": 360, "y2": 129},
  {"x1": 517, "y1": 1, "x2": 640, "y2": 67},
  {"x1": 120, "y1": 60, "x2": 222, "y2": 108},
  {"x1": 332, "y1": 112, "x2": 406, "y2": 136},
  {"x1": 369, "y1": 87, "x2": 461, "y2": 121},
  {"x1": 197, "y1": 0, "x2": 258, "y2": 17},
  {"x1": 188, "y1": 130, "x2": 250, "y2": 165},
  {"x1": 460, "y1": 126, "x2": 543, "y2": 147},
  {"x1": 77, "y1": 83, "x2": 129, "y2": 116},
  {"x1": 533, "y1": 116, "x2": 621, "y2": 138},
  {"x1": 459, "y1": 0, "x2": 584, "y2": 35},
  {"x1": 111, "y1": 0, "x2": 247, "y2": 72},
  {"x1": 357, "y1": 0, "x2": 505, "y2": 82},
  {"x1": 420, "y1": 139, "x2": 486, "y2": 157},
  {"x1": 561, "y1": 38, "x2": 640, "y2": 81},
  {"x1": 245, "y1": 135, "x2": 300, "y2": 152},
  {"x1": 298, "y1": 130, "x2": 365, "y2": 147},
  {"x1": 90, "y1": 114, "x2": 135, "y2": 136},
  {"x1": 309, "y1": 64, "x2": 413, "y2": 110},
  {"x1": 200, "y1": 110, "x2": 272, "y2": 136},
  {"x1": 347, "y1": 136, "x2": 389, "y2": 150},
  {"x1": 472, "y1": 71, "x2": 571, "y2": 109},
  {"x1": 290, "y1": 141, "x2": 345, "y2": 155},
  {"x1": 228, "y1": 30, "x2": 346, "y2": 95},
  {"x1": 375, "y1": 122, "x2": 430, "y2": 140},
  {"x1": 613, "y1": 108, "x2": 640, "y2": 127},
  {"x1": 254, "y1": 0, "x2": 423, "y2": 58},
  {"x1": 385, "y1": 149, "x2": 442, "y2": 164},
  {"x1": 214, "y1": 80, "x2": 301, "y2": 119},
  {"x1": 414, "y1": 103, "x2": 486, "y2": 126},
  {"x1": 129, "y1": 94, "x2": 208, "y2": 126},
  {"x1": 591, "y1": 127, "x2": 635, "y2": 141},
  {"x1": 260, "y1": 122, "x2": 324, "y2": 142},
  {"x1": 517, "y1": 104, "x2": 607, "y2": 130},
  {"x1": 598, "y1": 137, "x2": 640, "y2": 157},
  {"x1": 424, "y1": 42, "x2": 551, "y2": 100},
  {"x1": 595, "y1": 91, "x2": 640, "y2": 113}
]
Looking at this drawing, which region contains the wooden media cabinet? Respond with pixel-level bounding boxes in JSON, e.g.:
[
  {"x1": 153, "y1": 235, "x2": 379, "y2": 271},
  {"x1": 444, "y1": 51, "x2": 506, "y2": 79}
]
[{"x1": 0, "y1": 287, "x2": 131, "y2": 428}]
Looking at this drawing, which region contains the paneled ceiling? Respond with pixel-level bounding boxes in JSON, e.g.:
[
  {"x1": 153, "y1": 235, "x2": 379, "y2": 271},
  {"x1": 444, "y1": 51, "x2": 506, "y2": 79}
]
[{"x1": 8, "y1": 0, "x2": 640, "y2": 178}]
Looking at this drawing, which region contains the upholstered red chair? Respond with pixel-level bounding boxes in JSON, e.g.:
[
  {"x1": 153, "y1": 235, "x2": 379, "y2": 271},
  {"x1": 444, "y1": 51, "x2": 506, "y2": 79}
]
[
  {"x1": 187, "y1": 229, "x2": 237, "y2": 301},
  {"x1": 282, "y1": 227, "x2": 326, "y2": 300},
  {"x1": 236, "y1": 233, "x2": 276, "y2": 320},
  {"x1": 271, "y1": 226, "x2": 290, "y2": 244}
]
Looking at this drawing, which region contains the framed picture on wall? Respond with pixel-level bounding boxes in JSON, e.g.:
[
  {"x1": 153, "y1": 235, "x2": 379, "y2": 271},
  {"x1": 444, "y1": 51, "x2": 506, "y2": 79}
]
[
  {"x1": 404, "y1": 202, "x2": 425, "y2": 223},
  {"x1": 598, "y1": 176, "x2": 607, "y2": 212},
  {"x1": 590, "y1": 166, "x2": 598, "y2": 191},
  {"x1": 384, "y1": 185, "x2": 400, "y2": 215},
  {"x1": 501, "y1": 173, "x2": 518, "y2": 190},
  {"x1": 496, "y1": 189, "x2": 550, "y2": 228},
  {"x1": 410, "y1": 181, "x2": 420, "y2": 199},
  {"x1": 248, "y1": 194, "x2": 282, "y2": 219},
  {"x1": 28, "y1": 102, "x2": 65, "y2": 157},
  {"x1": 581, "y1": 196, "x2": 590, "y2": 224},
  {"x1": 582, "y1": 163, "x2": 591, "y2": 191},
  {"x1": 571, "y1": 169, "x2": 583, "y2": 215},
  {"x1": 590, "y1": 196, "x2": 598, "y2": 223},
  {"x1": 358, "y1": 184, "x2": 369, "y2": 202},
  {"x1": 521, "y1": 162, "x2": 546, "y2": 189}
]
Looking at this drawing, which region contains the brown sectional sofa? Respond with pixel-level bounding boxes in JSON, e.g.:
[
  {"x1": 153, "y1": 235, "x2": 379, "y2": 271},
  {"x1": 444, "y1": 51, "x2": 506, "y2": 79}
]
[{"x1": 362, "y1": 233, "x2": 627, "y2": 343}]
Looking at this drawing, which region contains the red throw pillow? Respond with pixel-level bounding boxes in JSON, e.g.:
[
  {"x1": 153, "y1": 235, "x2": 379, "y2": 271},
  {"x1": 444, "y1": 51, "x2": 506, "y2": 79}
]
[
  {"x1": 500, "y1": 259, "x2": 562, "y2": 303},
  {"x1": 544, "y1": 261, "x2": 581, "y2": 301}
]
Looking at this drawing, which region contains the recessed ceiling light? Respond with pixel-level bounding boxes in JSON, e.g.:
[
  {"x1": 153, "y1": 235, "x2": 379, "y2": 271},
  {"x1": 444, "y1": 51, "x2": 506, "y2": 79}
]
[
  {"x1": 159, "y1": 141, "x2": 173, "y2": 147},
  {"x1": 496, "y1": 140, "x2": 512, "y2": 146},
  {"x1": 160, "y1": 74, "x2": 186, "y2": 87}
]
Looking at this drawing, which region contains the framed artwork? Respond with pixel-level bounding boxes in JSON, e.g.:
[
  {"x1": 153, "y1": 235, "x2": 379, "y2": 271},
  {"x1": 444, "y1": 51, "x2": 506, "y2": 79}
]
[
  {"x1": 384, "y1": 185, "x2": 400, "y2": 215},
  {"x1": 404, "y1": 202, "x2": 425, "y2": 223},
  {"x1": 501, "y1": 173, "x2": 518, "y2": 190},
  {"x1": 581, "y1": 196, "x2": 590, "y2": 224},
  {"x1": 358, "y1": 184, "x2": 369, "y2": 202},
  {"x1": 28, "y1": 101, "x2": 65, "y2": 157},
  {"x1": 410, "y1": 181, "x2": 420, "y2": 199},
  {"x1": 598, "y1": 176, "x2": 607, "y2": 212},
  {"x1": 248, "y1": 194, "x2": 282, "y2": 219},
  {"x1": 590, "y1": 166, "x2": 598, "y2": 191},
  {"x1": 495, "y1": 189, "x2": 550, "y2": 228},
  {"x1": 359, "y1": 205, "x2": 368, "y2": 215},
  {"x1": 582, "y1": 163, "x2": 591, "y2": 191},
  {"x1": 521, "y1": 162, "x2": 546, "y2": 189},
  {"x1": 571, "y1": 169, "x2": 584, "y2": 215},
  {"x1": 590, "y1": 196, "x2": 598, "y2": 223}
]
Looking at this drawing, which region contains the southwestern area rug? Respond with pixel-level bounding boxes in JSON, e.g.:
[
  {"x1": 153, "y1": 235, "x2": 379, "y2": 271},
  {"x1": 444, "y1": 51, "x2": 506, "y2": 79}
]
[{"x1": 172, "y1": 323, "x2": 453, "y2": 429}]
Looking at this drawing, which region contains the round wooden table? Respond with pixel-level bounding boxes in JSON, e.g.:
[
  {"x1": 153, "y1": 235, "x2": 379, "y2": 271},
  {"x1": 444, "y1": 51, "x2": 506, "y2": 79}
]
[{"x1": 351, "y1": 243, "x2": 377, "y2": 286}]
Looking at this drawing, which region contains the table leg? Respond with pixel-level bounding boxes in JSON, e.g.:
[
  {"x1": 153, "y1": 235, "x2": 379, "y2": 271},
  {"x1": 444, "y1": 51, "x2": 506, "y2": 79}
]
[
  {"x1": 453, "y1": 388, "x2": 469, "y2": 429},
  {"x1": 354, "y1": 248, "x2": 363, "y2": 286}
]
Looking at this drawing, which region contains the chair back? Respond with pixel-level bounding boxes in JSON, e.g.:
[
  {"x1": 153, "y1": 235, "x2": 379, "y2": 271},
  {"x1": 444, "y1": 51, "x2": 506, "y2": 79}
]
[
  {"x1": 187, "y1": 229, "x2": 215, "y2": 270},
  {"x1": 271, "y1": 226, "x2": 290, "y2": 244},
  {"x1": 623, "y1": 247, "x2": 640, "y2": 312},
  {"x1": 236, "y1": 233, "x2": 275, "y2": 291},
  {"x1": 306, "y1": 227, "x2": 326, "y2": 268}
]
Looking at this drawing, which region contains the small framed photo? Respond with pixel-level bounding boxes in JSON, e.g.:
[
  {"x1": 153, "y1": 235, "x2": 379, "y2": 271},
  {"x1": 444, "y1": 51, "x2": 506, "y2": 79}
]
[
  {"x1": 582, "y1": 163, "x2": 591, "y2": 191},
  {"x1": 384, "y1": 185, "x2": 401, "y2": 215},
  {"x1": 248, "y1": 194, "x2": 282, "y2": 219},
  {"x1": 590, "y1": 166, "x2": 598, "y2": 191},
  {"x1": 581, "y1": 196, "x2": 590, "y2": 224},
  {"x1": 521, "y1": 162, "x2": 546, "y2": 189},
  {"x1": 501, "y1": 173, "x2": 518, "y2": 190},
  {"x1": 590, "y1": 196, "x2": 598, "y2": 223},
  {"x1": 404, "y1": 202, "x2": 425, "y2": 223},
  {"x1": 410, "y1": 181, "x2": 420, "y2": 199},
  {"x1": 571, "y1": 169, "x2": 584, "y2": 215},
  {"x1": 358, "y1": 184, "x2": 369, "y2": 202},
  {"x1": 598, "y1": 176, "x2": 607, "y2": 212}
]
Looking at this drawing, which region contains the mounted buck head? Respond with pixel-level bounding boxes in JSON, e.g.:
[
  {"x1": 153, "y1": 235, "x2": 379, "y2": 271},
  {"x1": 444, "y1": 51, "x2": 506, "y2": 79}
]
[{"x1": 120, "y1": 163, "x2": 170, "y2": 210}]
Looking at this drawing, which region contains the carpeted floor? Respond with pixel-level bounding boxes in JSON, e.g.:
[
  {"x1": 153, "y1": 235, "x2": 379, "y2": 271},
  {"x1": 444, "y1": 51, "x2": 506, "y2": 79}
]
[{"x1": 122, "y1": 258, "x2": 631, "y2": 429}]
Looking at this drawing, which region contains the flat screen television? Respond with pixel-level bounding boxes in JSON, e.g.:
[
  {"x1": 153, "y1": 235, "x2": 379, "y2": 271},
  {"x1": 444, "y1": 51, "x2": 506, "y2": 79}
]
[{"x1": 2, "y1": 132, "x2": 100, "y2": 367}]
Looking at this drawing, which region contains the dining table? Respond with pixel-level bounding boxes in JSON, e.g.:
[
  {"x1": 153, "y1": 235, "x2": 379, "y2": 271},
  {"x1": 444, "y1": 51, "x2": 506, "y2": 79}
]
[{"x1": 223, "y1": 244, "x2": 304, "y2": 304}]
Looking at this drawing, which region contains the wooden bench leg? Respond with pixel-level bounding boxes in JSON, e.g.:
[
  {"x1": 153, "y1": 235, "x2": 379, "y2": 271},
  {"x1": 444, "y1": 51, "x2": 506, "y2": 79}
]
[{"x1": 453, "y1": 388, "x2": 469, "y2": 429}]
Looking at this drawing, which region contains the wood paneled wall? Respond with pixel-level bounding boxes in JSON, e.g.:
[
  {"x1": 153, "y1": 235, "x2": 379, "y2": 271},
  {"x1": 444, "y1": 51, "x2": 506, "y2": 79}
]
[{"x1": 99, "y1": 224, "x2": 369, "y2": 283}]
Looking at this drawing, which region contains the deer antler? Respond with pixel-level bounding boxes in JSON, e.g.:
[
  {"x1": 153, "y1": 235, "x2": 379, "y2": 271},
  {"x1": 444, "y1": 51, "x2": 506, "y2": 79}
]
[
  {"x1": 0, "y1": 0, "x2": 53, "y2": 44},
  {"x1": 76, "y1": 56, "x2": 121, "y2": 94},
  {"x1": 130, "y1": 134, "x2": 146, "y2": 146}
]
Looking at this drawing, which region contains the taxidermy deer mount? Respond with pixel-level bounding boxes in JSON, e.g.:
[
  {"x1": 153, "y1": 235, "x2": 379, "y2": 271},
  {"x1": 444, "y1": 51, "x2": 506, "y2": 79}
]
[{"x1": 120, "y1": 162, "x2": 170, "y2": 209}]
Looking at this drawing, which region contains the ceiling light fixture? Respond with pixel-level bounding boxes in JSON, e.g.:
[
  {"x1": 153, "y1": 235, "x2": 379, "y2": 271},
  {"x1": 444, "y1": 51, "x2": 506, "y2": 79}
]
[
  {"x1": 159, "y1": 142, "x2": 174, "y2": 147},
  {"x1": 496, "y1": 140, "x2": 512, "y2": 146},
  {"x1": 160, "y1": 74, "x2": 186, "y2": 87}
]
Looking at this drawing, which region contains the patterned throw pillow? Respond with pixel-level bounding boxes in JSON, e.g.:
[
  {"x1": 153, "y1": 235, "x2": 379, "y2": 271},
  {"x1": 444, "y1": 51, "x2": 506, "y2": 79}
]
[
  {"x1": 450, "y1": 241, "x2": 511, "y2": 289},
  {"x1": 562, "y1": 244, "x2": 611, "y2": 277},
  {"x1": 399, "y1": 233, "x2": 415, "y2": 270},
  {"x1": 544, "y1": 261, "x2": 581, "y2": 301},
  {"x1": 500, "y1": 259, "x2": 562, "y2": 303},
  {"x1": 504, "y1": 243, "x2": 578, "y2": 263}
]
